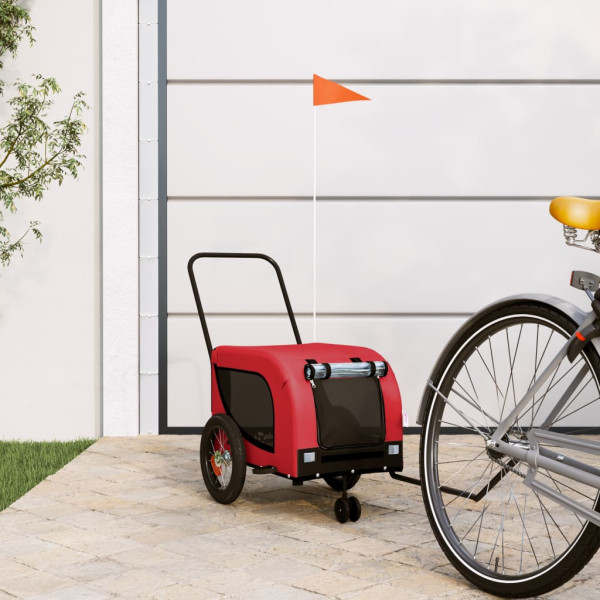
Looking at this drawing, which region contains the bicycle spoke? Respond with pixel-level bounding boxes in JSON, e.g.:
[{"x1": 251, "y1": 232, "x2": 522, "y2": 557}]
[
  {"x1": 552, "y1": 394, "x2": 600, "y2": 426},
  {"x1": 530, "y1": 358, "x2": 585, "y2": 425},
  {"x1": 504, "y1": 469, "x2": 539, "y2": 573},
  {"x1": 438, "y1": 448, "x2": 488, "y2": 490},
  {"x1": 502, "y1": 324, "x2": 523, "y2": 420},
  {"x1": 452, "y1": 379, "x2": 500, "y2": 429},
  {"x1": 475, "y1": 344, "x2": 506, "y2": 414}
]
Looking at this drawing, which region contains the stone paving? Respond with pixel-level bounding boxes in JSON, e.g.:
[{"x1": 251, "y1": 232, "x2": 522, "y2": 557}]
[{"x1": 1, "y1": 435, "x2": 599, "y2": 599}]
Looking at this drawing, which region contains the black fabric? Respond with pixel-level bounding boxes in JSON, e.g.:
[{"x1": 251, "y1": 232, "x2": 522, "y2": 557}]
[
  {"x1": 215, "y1": 367, "x2": 274, "y2": 450},
  {"x1": 312, "y1": 377, "x2": 385, "y2": 449}
]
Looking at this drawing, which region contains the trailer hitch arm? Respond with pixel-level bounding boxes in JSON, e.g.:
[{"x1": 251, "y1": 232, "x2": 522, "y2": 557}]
[{"x1": 390, "y1": 459, "x2": 518, "y2": 502}]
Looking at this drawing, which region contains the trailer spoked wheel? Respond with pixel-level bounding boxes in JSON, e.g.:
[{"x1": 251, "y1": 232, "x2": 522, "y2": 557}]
[{"x1": 200, "y1": 414, "x2": 246, "y2": 504}]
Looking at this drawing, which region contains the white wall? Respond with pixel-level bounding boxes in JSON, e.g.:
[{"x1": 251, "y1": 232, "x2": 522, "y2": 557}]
[
  {"x1": 166, "y1": 1, "x2": 600, "y2": 429},
  {"x1": 0, "y1": 0, "x2": 101, "y2": 440},
  {"x1": 102, "y1": 0, "x2": 139, "y2": 436}
]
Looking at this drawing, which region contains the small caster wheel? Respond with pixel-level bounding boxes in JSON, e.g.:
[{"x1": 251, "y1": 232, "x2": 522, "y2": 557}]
[
  {"x1": 334, "y1": 497, "x2": 350, "y2": 523},
  {"x1": 348, "y1": 496, "x2": 361, "y2": 522}
]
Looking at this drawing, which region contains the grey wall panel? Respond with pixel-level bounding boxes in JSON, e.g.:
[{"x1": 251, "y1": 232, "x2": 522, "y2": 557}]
[
  {"x1": 167, "y1": 199, "x2": 599, "y2": 315},
  {"x1": 168, "y1": 200, "x2": 312, "y2": 315},
  {"x1": 167, "y1": 314, "x2": 465, "y2": 428},
  {"x1": 167, "y1": 0, "x2": 600, "y2": 80},
  {"x1": 168, "y1": 84, "x2": 600, "y2": 197}
]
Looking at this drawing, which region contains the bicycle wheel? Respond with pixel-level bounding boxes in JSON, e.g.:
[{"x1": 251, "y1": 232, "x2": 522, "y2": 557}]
[
  {"x1": 200, "y1": 414, "x2": 246, "y2": 504},
  {"x1": 420, "y1": 300, "x2": 600, "y2": 597}
]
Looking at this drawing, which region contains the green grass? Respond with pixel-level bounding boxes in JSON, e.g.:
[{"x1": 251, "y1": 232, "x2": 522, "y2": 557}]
[{"x1": 0, "y1": 439, "x2": 96, "y2": 511}]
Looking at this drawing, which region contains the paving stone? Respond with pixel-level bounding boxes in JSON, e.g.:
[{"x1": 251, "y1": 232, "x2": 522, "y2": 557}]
[
  {"x1": 190, "y1": 568, "x2": 270, "y2": 595},
  {"x1": 389, "y1": 566, "x2": 475, "y2": 597},
  {"x1": 291, "y1": 570, "x2": 372, "y2": 596},
  {"x1": 0, "y1": 535, "x2": 62, "y2": 558},
  {"x1": 109, "y1": 545, "x2": 186, "y2": 568},
  {"x1": 385, "y1": 541, "x2": 449, "y2": 569},
  {"x1": 550, "y1": 579, "x2": 600, "y2": 600},
  {"x1": 0, "y1": 571, "x2": 73, "y2": 598},
  {"x1": 281, "y1": 523, "x2": 359, "y2": 545},
  {"x1": 131, "y1": 582, "x2": 223, "y2": 600},
  {"x1": 126, "y1": 524, "x2": 191, "y2": 546},
  {"x1": 28, "y1": 584, "x2": 114, "y2": 600},
  {"x1": 161, "y1": 535, "x2": 267, "y2": 569},
  {"x1": 292, "y1": 544, "x2": 368, "y2": 571},
  {"x1": 15, "y1": 546, "x2": 94, "y2": 570},
  {"x1": 37, "y1": 526, "x2": 142, "y2": 557},
  {"x1": 334, "y1": 556, "x2": 414, "y2": 583},
  {"x1": 333, "y1": 535, "x2": 404, "y2": 557},
  {"x1": 85, "y1": 567, "x2": 177, "y2": 597},
  {"x1": 229, "y1": 582, "x2": 329, "y2": 600},
  {"x1": 339, "y1": 582, "x2": 428, "y2": 600},
  {"x1": 50, "y1": 558, "x2": 129, "y2": 582},
  {"x1": 0, "y1": 507, "x2": 40, "y2": 526},
  {"x1": 26, "y1": 502, "x2": 91, "y2": 520},
  {"x1": 0, "y1": 558, "x2": 40, "y2": 579},
  {"x1": 153, "y1": 557, "x2": 227, "y2": 582},
  {"x1": 248, "y1": 556, "x2": 322, "y2": 583}
]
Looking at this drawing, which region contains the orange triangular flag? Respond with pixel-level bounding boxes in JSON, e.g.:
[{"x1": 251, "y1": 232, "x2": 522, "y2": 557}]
[{"x1": 313, "y1": 74, "x2": 370, "y2": 106}]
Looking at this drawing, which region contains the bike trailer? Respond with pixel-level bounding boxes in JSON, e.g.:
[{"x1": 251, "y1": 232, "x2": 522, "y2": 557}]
[{"x1": 188, "y1": 253, "x2": 404, "y2": 522}]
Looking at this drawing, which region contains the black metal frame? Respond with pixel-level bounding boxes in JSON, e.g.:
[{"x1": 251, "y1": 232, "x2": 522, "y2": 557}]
[
  {"x1": 187, "y1": 252, "x2": 302, "y2": 359},
  {"x1": 157, "y1": 0, "x2": 170, "y2": 434}
]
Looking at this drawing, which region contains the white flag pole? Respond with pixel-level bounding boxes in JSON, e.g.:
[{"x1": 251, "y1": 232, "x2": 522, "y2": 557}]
[{"x1": 313, "y1": 105, "x2": 317, "y2": 342}]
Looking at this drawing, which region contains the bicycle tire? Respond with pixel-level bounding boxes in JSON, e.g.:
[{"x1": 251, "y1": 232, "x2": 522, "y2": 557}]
[
  {"x1": 420, "y1": 300, "x2": 600, "y2": 597},
  {"x1": 200, "y1": 413, "x2": 246, "y2": 504}
]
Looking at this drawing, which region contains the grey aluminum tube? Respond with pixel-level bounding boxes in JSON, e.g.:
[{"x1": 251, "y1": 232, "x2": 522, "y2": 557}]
[{"x1": 304, "y1": 361, "x2": 387, "y2": 380}]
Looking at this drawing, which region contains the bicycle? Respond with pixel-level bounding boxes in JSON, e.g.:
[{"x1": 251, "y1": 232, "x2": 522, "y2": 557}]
[{"x1": 418, "y1": 195, "x2": 600, "y2": 597}]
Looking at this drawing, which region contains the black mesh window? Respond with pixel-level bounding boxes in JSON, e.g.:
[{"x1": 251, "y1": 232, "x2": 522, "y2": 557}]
[
  {"x1": 215, "y1": 367, "x2": 274, "y2": 451},
  {"x1": 313, "y1": 377, "x2": 385, "y2": 449}
]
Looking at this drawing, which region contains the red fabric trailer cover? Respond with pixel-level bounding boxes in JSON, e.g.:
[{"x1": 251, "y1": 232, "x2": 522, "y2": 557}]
[{"x1": 211, "y1": 342, "x2": 402, "y2": 478}]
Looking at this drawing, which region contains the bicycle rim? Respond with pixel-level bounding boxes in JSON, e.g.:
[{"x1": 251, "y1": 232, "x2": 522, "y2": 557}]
[
  {"x1": 421, "y1": 302, "x2": 600, "y2": 594},
  {"x1": 206, "y1": 426, "x2": 233, "y2": 489}
]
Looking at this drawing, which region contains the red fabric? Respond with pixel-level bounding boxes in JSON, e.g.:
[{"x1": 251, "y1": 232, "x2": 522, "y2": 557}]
[{"x1": 211, "y1": 343, "x2": 402, "y2": 477}]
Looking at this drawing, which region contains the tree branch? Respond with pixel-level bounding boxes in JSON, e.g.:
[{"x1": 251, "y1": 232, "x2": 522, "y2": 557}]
[{"x1": 0, "y1": 148, "x2": 63, "y2": 189}]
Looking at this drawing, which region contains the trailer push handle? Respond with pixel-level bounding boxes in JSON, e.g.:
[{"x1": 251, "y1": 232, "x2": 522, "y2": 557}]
[{"x1": 187, "y1": 252, "x2": 302, "y2": 358}]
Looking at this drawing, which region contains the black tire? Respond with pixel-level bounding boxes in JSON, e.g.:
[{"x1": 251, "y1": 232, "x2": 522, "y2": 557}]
[
  {"x1": 334, "y1": 497, "x2": 350, "y2": 523},
  {"x1": 348, "y1": 496, "x2": 361, "y2": 522},
  {"x1": 200, "y1": 414, "x2": 246, "y2": 505},
  {"x1": 323, "y1": 472, "x2": 361, "y2": 492},
  {"x1": 420, "y1": 300, "x2": 600, "y2": 597}
]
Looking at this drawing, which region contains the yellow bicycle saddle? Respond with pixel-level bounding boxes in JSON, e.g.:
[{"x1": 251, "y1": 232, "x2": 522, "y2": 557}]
[{"x1": 550, "y1": 196, "x2": 600, "y2": 230}]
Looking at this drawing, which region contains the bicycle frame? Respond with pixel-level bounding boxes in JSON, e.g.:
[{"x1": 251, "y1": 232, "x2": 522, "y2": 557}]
[{"x1": 422, "y1": 295, "x2": 600, "y2": 527}]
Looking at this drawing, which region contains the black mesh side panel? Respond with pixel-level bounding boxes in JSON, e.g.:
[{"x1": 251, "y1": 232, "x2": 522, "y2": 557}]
[
  {"x1": 313, "y1": 377, "x2": 385, "y2": 449},
  {"x1": 215, "y1": 367, "x2": 274, "y2": 451}
]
